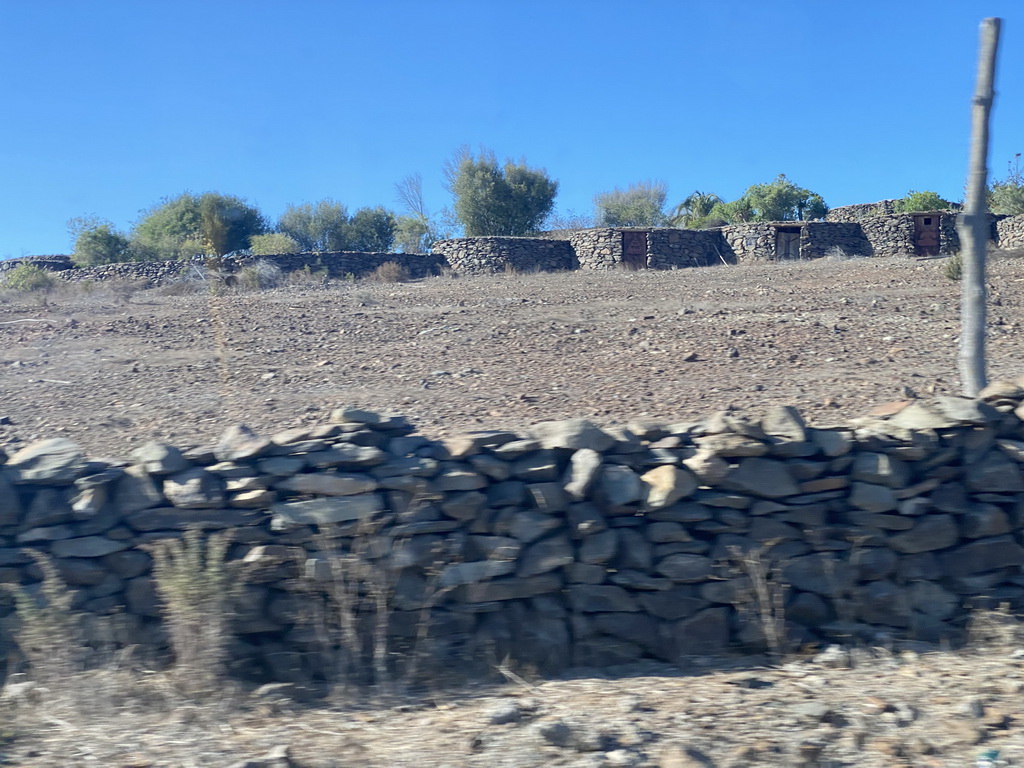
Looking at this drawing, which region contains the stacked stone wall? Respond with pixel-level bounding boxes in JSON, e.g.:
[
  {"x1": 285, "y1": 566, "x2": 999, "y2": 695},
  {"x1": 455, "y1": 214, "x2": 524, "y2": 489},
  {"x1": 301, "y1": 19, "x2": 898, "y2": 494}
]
[
  {"x1": 567, "y1": 229, "x2": 626, "y2": 270},
  {"x1": 826, "y1": 200, "x2": 900, "y2": 222},
  {"x1": 720, "y1": 224, "x2": 777, "y2": 262},
  {"x1": 6, "y1": 387, "x2": 1024, "y2": 683},
  {"x1": 996, "y1": 214, "x2": 1024, "y2": 250},
  {"x1": 647, "y1": 229, "x2": 729, "y2": 268},
  {"x1": 431, "y1": 238, "x2": 577, "y2": 275},
  {"x1": 42, "y1": 251, "x2": 446, "y2": 287},
  {"x1": 801, "y1": 222, "x2": 874, "y2": 259}
]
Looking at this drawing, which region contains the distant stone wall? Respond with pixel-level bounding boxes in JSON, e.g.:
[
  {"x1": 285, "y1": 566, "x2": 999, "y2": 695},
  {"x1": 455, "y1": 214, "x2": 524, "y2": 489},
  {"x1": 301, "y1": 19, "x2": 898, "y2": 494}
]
[
  {"x1": 802, "y1": 222, "x2": 874, "y2": 259},
  {"x1": 720, "y1": 224, "x2": 777, "y2": 262},
  {"x1": 49, "y1": 252, "x2": 446, "y2": 287},
  {"x1": 6, "y1": 385, "x2": 1024, "y2": 683},
  {"x1": 996, "y1": 214, "x2": 1024, "y2": 250},
  {"x1": 568, "y1": 229, "x2": 628, "y2": 270},
  {"x1": 826, "y1": 200, "x2": 900, "y2": 222},
  {"x1": 647, "y1": 229, "x2": 728, "y2": 268},
  {"x1": 432, "y1": 238, "x2": 577, "y2": 275},
  {"x1": 0, "y1": 255, "x2": 75, "y2": 276},
  {"x1": 857, "y1": 214, "x2": 920, "y2": 258}
]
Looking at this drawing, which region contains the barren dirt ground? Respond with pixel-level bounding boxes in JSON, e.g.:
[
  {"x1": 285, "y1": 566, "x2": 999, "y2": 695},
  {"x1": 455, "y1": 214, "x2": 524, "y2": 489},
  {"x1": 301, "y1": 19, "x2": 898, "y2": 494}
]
[
  {"x1": 3, "y1": 256, "x2": 1024, "y2": 459},
  {"x1": 4, "y1": 255, "x2": 1024, "y2": 767}
]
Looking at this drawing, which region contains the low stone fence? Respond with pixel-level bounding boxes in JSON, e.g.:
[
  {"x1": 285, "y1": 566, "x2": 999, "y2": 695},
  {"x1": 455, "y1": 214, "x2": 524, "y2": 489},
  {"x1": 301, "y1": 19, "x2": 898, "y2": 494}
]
[
  {"x1": 826, "y1": 201, "x2": 900, "y2": 222},
  {"x1": 47, "y1": 251, "x2": 445, "y2": 287},
  {"x1": 431, "y1": 238, "x2": 577, "y2": 275},
  {"x1": 5, "y1": 384, "x2": 1024, "y2": 683},
  {"x1": 996, "y1": 214, "x2": 1024, "y2": 250}
]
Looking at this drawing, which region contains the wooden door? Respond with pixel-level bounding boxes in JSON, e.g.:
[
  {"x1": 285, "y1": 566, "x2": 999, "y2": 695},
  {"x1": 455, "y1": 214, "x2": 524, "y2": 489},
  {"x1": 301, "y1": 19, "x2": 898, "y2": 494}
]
[
  {"x1": 775, "y1": 228, "x2": 801, "y2": 260},
  {"x1": 914, "y1": 216, "x2": 940, "y2": 256},
  {"x1": 621, "y1": 231, "x2": 647, "y2": 269}
]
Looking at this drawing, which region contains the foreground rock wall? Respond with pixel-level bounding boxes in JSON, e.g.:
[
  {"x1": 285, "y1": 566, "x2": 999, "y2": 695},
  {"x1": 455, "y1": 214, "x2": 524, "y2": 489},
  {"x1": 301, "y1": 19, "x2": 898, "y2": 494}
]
[{"x1": 5, "y1": 385, "x2": 1024, "y2": 682}]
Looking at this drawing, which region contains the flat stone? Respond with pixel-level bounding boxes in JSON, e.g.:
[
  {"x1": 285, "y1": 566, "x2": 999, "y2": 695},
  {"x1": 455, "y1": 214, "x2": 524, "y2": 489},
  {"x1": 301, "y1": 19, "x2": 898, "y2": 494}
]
[
  {"x1": 509, "y1": 510, "x2": 563, "y2": 543},
  {"x1": 270, "y1": 494, "x2": 383, "y2": 525},
  {"x1": 518, "y1": 534, "x2": 574, "y2": 577},
  {"x1": 463, "y1": 573, "x2": 562, "y2": 603},
  {"x1": 580, "y1": 528, "x2": 618, "y2": 564},
  {"x1": 852, "y1": 452, "x2": 910, "y2": 488},
  {"x1": 7, "y1": 438, "x2": 85, "y2": 484},
  {"x1": 528, "y1": 482, "x2": 569, "y2": 513},
  {"x1": 22, "y1": 487, "x2": 73, "y2": 527},
  {"x1": 275, "y1": 473, "x2": 377, "y2": 496},
  {"x1": 694, "y1": 433, "x2": 769, "y2": 458},
  {"x1": 966, "y1": 450, "x2": 1024, "y2": 492},
  {"x1": 567, "y1": 584, "x2": 639, "y2": 613},
  {"x1": 761, "y1": 405, "x2": 808, "y2": 442},
  {"x1": 849, "y1": 482, "x2": 898, "y2": 513},
  {"x1": 126, "y1": 507, "x2": 262, "y2": 531},
  {"x1": 939, "y1": 535, "x2": 1024, "y2": 577},
  {"x1": 721, "y1": 457, "x2": 800, "y2": 499},
  {"x1": 50, "y1": 536, "x2": 129, "y2": 558},
  {"x1": 655, "y1": 554, "x2": 713, "y2": 583},
  {"x1": 887, "y1": 515, "x2": 959, "y2": 554},
  {"x1": 682, "y1": 450, "x2": 730, "y2": 484},
  {"x1": 438, "y1": 560, "x2": 516, "y2": 588},
  {"x1": 673, "y1": 607, "x2": 731, "y2": 655},
  {"x1": 329, "y1": 406, "x2": 381, "y2": 425}
]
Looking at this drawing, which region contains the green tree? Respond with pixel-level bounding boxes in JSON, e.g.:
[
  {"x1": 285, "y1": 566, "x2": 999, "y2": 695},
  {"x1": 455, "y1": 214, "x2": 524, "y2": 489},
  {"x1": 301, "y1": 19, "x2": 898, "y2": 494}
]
[
  {"x1": 447, "y1": 147, "x2": 558, "y2": 236},
  {"x1": 394, "y1": 215, "x2": 432, "y2": 253},
  {"x1": 894, "y1": 190, "x2": 951, "y2": 213},
  {"x1": 249, "y1": 233, "x2": 301, "y2": 255},
  {"x1": 132, "y1": 192, "x2": 265, "y2": 259},
  {"x1": 344, "y1": 206, "x2": 396, "y2": 251},
  {"x1": 594, "y1": 180, "x2": 668, "y2": 227},
  {"x1": 668, "y1": 191, "x2": 724, "y2": 228},
  {"x1": 68, "y1": 217, "x2": 134, "y2": 265},
  {"x1": 989, "y1": 154, "x2": 1024, "y2": 215},
  {"x1": 277, "y1": 200, "x2": 349, "y2": 252},
  {"x1": 744, "y1": 174, "x2": 828, "y2": 221},
  {"x1": 709, "y1": 197, "x2": 755, "y2": 224}
]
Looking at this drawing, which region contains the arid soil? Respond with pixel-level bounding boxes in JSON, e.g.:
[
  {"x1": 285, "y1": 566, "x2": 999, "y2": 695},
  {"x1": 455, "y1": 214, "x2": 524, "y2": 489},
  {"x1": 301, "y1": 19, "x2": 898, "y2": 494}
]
[
  {"x1": 4, "y1": 254, "x2": 1024, "y2": 767},
  {"x1": 2, "y1": 255, "x2": 1024, "y2": 459}
]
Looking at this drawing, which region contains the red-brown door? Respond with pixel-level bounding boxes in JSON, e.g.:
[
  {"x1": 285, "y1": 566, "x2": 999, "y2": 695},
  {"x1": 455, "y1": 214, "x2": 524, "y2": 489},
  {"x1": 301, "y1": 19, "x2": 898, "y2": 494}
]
[
  {"x1": 914, "y1": 216, "x2": 940, "y2": 256},
  {"x1": 621, "y1": 231, "x2": 647, "y2": 269}
]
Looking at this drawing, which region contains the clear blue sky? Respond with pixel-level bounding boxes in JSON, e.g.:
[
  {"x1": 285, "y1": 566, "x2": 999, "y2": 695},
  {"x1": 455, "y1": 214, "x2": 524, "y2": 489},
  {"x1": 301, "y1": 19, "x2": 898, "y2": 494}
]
[{"x1": 1, "y1": 0, "x2": 1021, "y2": 258}]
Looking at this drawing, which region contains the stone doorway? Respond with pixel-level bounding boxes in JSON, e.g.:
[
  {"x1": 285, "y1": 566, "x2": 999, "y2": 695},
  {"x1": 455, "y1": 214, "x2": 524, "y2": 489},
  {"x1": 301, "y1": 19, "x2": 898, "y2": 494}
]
[
  {"x1": 621, "y1": 231, "x2": 648, "y2": 269},
  {"x1": 775, "y1": 227, "x2": 802, "y2": 260},
  {"x1": 913, "y1": 215, "x2": 940, "y2": 256}
]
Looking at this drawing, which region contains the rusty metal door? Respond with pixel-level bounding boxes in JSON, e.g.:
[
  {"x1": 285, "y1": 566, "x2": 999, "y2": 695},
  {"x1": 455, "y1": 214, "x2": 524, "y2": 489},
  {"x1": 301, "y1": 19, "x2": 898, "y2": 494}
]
[
  {"x1": 914, "y1": 215, "x2": 940, "y2": 256},
  {"x1": 775, "y1": 227, "x2": 801, "y2": 259},
  {"x1": 621, "y1": 231, "x2": 647, "y2": 269}
]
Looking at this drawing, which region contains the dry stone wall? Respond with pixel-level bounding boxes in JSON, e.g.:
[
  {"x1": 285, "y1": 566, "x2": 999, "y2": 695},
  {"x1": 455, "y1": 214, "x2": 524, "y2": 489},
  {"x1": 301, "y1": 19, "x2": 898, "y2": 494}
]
[
  {"x1": 6, "y1": 385, "x2": 1024, "y2": 683},
  {"x1": 567, "y1": 229, "x2": 628, "y2": 270},
  {"x1": 826, "y1": 200, "x2": 900, "y2": 222},
  {"x1": 431, "y1": 238, "x2": 576, "y2": 275},
  {"x1": 996, "y1": 214, "x2": 1024, "y2": 250},
  {"x1": 47, "y1": 252, "x2": 445, "y2": 287}
]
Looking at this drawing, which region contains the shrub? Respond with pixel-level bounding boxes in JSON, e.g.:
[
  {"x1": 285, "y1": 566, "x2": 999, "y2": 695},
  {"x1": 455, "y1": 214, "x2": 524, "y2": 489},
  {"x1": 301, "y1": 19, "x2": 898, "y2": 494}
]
[
  {"x1": 895, "y1": 190, "x2": 951, "y2": 213},
  {"x1": 369, "y1": 261, "x2": 410, "y2": 283},
  {"x1": 2, "y1": 264, "x2": 56, "y2": 292},
  {"x1": 146, "y1": 529, "x2": 246, "y2": 697},
  {"x1": 944, "y1": 253, "x2": 963, "y2": 281},
  {"x1": 235, "y1": 260, "x2": 284, "y2": 290},
  {"x1": 3, "y1": 552, "x2": 83, "y2": 685}
]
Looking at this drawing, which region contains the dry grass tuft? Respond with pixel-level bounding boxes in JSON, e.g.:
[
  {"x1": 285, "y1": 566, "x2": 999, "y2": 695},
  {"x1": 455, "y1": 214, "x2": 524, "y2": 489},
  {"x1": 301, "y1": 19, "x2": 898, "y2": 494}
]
[{"x1": 368, "y1": 261, "x2": 411, "y2": 283}]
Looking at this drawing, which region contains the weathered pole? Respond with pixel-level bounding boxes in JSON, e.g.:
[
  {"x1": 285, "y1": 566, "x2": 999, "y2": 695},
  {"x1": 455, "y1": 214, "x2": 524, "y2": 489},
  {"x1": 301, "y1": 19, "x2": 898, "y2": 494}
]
[{"x1": 958, "y1": 17, "x2": 1001, "y2": 396}]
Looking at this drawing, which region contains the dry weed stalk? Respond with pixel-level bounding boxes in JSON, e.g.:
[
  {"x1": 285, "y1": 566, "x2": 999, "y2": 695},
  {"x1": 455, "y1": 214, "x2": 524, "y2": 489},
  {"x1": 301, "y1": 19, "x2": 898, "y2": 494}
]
[
  {"x1": 2, "y1": 550, "x2": 84, "y2": 686},
  {"x1": 146, "y1": 528, "x2": 247, "y2": 697},
  {"x1": 729, "y1": 543, "x2": 790, "y2": 658}
]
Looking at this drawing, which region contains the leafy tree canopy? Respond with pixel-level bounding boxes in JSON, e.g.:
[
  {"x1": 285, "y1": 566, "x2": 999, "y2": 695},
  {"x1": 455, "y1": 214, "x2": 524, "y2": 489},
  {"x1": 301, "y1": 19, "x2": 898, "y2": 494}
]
[
  {"x1": 249, "y1": 233, "x2": 301, "y2": 255},
  {"x1": 743, "y1": 174, "x2": 828, "y2": 221},
  {"x1": 668, "y1": 191, "x2": 724, "y2": 228},
  {"x1": 894, "y1": 190, "x2": 952, "y2": 213},
  {"x1": 277, "y1": 201, "x2": 396, "y2": 252},
  {"x1": 133, "y1": 192, "x2": 266, "y2": 259},
  {"x1": 68, "y1": 216, "x2": 134, "y2": 266},
  {"x1": 447, "y1": 147, "x2": 558, "y2": 236},
  {"x1": 594, "y1": 180, "x2": 668, "y2": 227},
  {"x1": 990, "y1": 154, "x2": 1024, "y2": 215}
]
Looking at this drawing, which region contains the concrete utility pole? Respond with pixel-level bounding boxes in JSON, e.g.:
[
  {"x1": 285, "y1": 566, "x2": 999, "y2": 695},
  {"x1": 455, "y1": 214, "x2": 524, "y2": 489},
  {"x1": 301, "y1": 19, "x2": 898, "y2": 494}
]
[{"x1": 958, "y1": 17, "x2": 1001, "y2": 396}]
